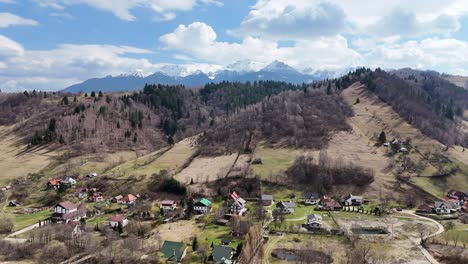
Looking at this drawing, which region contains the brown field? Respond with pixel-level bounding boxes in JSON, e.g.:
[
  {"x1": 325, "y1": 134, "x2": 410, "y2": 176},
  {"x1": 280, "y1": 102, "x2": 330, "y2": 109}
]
[
  {"x1": 152, "y1": 220, "x2": 199, "y2": 243},
  {"x1": 174, "y1": 153, "x2": 238, "y2": 184},
  {"x1": 0, "y1": 126, "x2": 59, "y2": 185},
  {"x1": 109, "y1": 135, "x2": 198, "y2": 179}
]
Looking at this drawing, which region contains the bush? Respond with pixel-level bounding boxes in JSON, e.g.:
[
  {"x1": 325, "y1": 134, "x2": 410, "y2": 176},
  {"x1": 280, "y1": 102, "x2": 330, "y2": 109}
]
[
  {"x1": 159, "y1": 178, "x2": 187, "y2": 195},
  {"x1": 40, "y1": 240, "x2": 69, "y2": 263},
  {"x1": 0, "y1": 216, "x2": 14, "y2": 234}
]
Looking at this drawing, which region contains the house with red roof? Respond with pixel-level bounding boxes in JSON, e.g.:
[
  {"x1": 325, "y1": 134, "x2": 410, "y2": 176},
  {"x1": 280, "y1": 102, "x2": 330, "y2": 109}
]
[
  {"x1": 109, "y1": 215, "x2": 128, "y2": 228},
  {"x1": 120, "y1": 194, "x2": 137, "y2": 205},
  {"x1": 53, "y1": 201, "x2": 87, "y2": 222}
]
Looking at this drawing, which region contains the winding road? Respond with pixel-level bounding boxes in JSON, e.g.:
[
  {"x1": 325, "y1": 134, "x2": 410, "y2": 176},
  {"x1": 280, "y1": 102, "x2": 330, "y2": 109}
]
[{"x1": 400, "y1": 210, "x2": 445, "y2": 264}]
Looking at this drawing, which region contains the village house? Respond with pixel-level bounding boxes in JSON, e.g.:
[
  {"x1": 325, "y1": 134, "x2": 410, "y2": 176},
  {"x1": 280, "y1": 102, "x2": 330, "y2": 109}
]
[
  {"x1": 87, "y1": 172, "x2": 98, "y2": 178},
  {"x1": 447, "y1": 190, "x2": 467, "y2": 201},
  {"x1": 304, "y1": 192, "x2": 320, "y2": 205},
  {"x1": 230, "y1": 192, "x2": 247, "y2": 215},
  {"x1": 433, "y1": 201, "x2": 457, "y2": 215},
  {"x1": 276, "y1": 201, "x2": 295, "y2": 214},
  {"x1": 113, "y1": 195, "x2": 123, "y2": 203},
  {"x1": 160, "y1": 241, "x2": 187, "y2": 262},
  {"x1": 261, "y1": 194, "x2": 274, "y2": 206},
  {"x1": 194, "y1": 198, "x2": 212, "y2": 214},
  {"x1": 8, "y1": 200, "x2": 20, "y2": 207},
  {"x1": 89, "y1": 191, "x2": 104, "y2": 202},
  {"x1": 47, "y1": 179, "x2": 61, "y2": 190},
  {"x1": 160, "y1": 200, "x2": 177, "y2": 211},
  {"x1": 306, "y1": 214, "x2": 323, "y2": 228},
  {"x1": 61, "y1": 177, "x2": 77, "y2": 187},
  {"x1": 121, "y1": 194, "x2": 138, "y2": 205},
  {"x1": 318, "y1": 196, "x2": 342, "y2": 211},
  {"x1": 53, "y1": 201, "x2": 87, "y2": 222},
  {"x1": 212, "y1": 245, "x2": 234, "y2": 264},
  {"x1": 343, "y1": 194, "x2": 363, "y2": 206},
  {"x1": 109, "y1": 215, "x2": 129, "y2": 228}
]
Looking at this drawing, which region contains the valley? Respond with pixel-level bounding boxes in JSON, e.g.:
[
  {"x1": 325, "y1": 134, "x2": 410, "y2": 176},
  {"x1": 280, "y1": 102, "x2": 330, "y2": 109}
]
[{"x1": 0, "y1": 69, "x2": 467, "y2": 264}]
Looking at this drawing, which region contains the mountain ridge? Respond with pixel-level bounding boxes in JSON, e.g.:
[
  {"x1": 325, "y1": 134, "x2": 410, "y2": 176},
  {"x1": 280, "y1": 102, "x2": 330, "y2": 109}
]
[{"x1": 62, "y1": 61, "x2": 331, "y2": 93}]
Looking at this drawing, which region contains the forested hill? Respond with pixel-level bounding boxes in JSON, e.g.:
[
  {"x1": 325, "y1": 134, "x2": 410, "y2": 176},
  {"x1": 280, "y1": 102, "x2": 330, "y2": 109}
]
[{"x1": 1, "y1": 69, "x2": 466, "y2": 156}]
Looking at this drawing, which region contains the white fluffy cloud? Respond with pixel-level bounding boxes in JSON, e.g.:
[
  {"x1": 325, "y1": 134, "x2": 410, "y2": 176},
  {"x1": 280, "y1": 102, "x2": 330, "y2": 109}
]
[
  {"x1": 234, "y1": 0, "x2": 468, "y2": 39},
  {"x1": 160, "y1": 22, "x2": 363, "y2": 70},
  {"x1": 231, "y1": 1, "x2": 347, "y2": 40},
  {"x1": 0, "y1": 35, "x2": 159, "y2": 91},
  {"x1": 34, "y1": 0, "x2": 222, "y2": 21},
  {"x1": 0, "y1": 12, "x2": 38, "y2": 28}
]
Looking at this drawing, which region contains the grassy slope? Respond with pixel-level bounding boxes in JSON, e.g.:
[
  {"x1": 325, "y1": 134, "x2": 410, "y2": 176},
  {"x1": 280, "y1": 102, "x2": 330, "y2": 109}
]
[
  {"x1": 341, "y1": 83, "x2": 468, "y2": 199},
  {"x1": 0, "y1": 126, "x2": 59, "y2": 186}
]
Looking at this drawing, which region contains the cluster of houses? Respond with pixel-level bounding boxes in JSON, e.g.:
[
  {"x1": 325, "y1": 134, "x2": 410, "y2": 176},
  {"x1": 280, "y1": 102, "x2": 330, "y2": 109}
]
[
  {"x1": 383, "y1": 138, "x2": 409, "y2": 153},
  {"x1": 47, "y1": 177, "x2": 77, "y2": 190},
  {"x1": 160, "y1": 240, "x2": 235, "y2": 263},
  {"x1": 262, "y1": 192, "x2": 365, "y2": 228},
  {"x1": 418, "y1": 190, "x2": 468, "y2": 215}
]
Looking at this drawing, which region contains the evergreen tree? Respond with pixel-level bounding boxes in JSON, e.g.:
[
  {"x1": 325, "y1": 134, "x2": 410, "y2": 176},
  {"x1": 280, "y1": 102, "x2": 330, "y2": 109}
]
[
  {"x1": 236, "y1": 242, "x2": 243, "y2": 256},
  {"x1": 378, "y1": 131, "x2": 386, "y2": 145},
  {"x1": 62, "y1": 96, "x2": 69, "y2": 105},
  {"x1": 117, "y1": 221, "x2": 123, "y2": 234},
  {"x1": 98, "y1": 91, "x2": 103, "y2": 97},
  {"x1": 192, "y1": 237, "x2": 198, "y2": 251},
  {"x1": 326, "y1": 82, "x2": 332, "y2": 95},
  {"x1": 91, "y1": 91, "x2": 96, "y2": 97},
  {"x1": 59, "y1": 135, "x2": 65, "y2": 144}
]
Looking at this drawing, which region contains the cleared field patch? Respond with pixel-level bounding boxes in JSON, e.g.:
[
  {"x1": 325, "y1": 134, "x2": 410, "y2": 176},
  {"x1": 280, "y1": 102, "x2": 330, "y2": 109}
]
[
  {"x1": 111, "y1": 136, "x2": 198, "y2": 179},
  {"x1": 251, "y1": 145, "x2": 315, "y2": 180},
  {"x1": 174, "y1": 154, "x2": 238, "y2": 184},
  {"x1": 3, "y1": 208, "x2": 52, "y2": 231},
  {"x1": 154, "y1": 220, "x2": 200, "y2": 243},
  {"x1": 0, "y1": 126, "x2": 59, "y2": 185}
]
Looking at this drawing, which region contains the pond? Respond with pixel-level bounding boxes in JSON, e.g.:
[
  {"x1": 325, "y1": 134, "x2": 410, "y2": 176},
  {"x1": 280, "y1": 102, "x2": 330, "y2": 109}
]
[{"x1": 272, "y1": 248, "x2": 333, "y2": 263}]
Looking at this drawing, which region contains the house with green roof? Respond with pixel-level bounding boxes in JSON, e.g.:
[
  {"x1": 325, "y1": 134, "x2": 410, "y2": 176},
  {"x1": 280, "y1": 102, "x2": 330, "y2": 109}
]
[
  {"x1": 160, "y1": 240, "x2": 187, "y2": 263},
  {"x1": 194, "y1": 198, "x2": 212, "y2": 214},
  {"x1": 212, "y1": 245, "x2": 234, "y2": 264}
]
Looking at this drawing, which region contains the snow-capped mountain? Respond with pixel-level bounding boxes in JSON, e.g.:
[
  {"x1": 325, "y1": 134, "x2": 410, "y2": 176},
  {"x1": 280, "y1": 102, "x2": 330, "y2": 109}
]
[
  {"x1": 261, "y1": 60, "x2": 298, "y2": 73},
  {"x1": 62, "y1": 61, "x2": 345, "y2": 93},
  {"x1": 225, "y1": 60, "x2": 266, "y2": 73}
]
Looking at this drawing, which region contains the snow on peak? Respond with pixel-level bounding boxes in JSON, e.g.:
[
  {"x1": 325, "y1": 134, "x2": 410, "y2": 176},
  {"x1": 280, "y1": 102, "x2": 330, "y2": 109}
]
[
  {"x1": 262, "y1": 60, "x2": 297, "y2": 72},
  {"x1": 225, "y1": 60, "x2": 266, "y2": 73},
  {"x1": 119, "y1": 69, "x2": 146, "y2": 78}
]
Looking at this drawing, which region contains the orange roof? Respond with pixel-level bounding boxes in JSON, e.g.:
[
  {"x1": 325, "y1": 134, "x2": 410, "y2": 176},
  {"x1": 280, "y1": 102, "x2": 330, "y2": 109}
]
[
  {"x1": 122, "y1": 194, "x2": 137, "y2": 202},
  {"x1": 48, "y1": 179, "x2": 59, "y2": 186}
]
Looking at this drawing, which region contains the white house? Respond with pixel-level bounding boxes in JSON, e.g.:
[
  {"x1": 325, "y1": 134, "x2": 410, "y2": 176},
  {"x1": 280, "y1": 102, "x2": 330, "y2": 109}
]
[
  {"x1": 87, "y1": 172, "x2": 98, "y2": 178},
  {"x1": 109, "y1": 215, "x2": 129, "y2": 228},
  {"x1": 343, "y1": 194, "x2": 363, "y2": 206},
  {"x1": 160, "y1": 200, "x2": 177, "y2": 211},
  {"x1": 194, "y1": 198, "x2": 212, "y2": 214},
  {"x1": 55, "y1": 201, "x2": 78, "y2": 215},
  {"x1": 304, "y1": 192, "x2": 320, "y2": 205},
  {"x1": 434, "y1": 201, "x2": 456, "y2": 215},
  {"x1": 306, "y1": 214, "x2": 323, "y2": 228},
  {"x1": 54, "y1": 201, "x2": 87, "y2": 222}
]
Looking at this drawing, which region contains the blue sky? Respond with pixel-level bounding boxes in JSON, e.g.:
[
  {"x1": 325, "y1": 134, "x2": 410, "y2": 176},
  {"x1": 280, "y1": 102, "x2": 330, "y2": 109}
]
[{"x1": 1, "y1": 0, "x2": 468, "y2": 91}]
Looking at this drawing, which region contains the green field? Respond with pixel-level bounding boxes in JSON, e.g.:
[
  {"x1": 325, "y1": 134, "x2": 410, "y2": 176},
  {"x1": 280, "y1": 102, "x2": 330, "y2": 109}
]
[
  {"x1": 252, "y1": 145, "x2": 308, "y2": 180},
  {"x1": 8, "y1": 210, "x2": 52, "y2": 231}
]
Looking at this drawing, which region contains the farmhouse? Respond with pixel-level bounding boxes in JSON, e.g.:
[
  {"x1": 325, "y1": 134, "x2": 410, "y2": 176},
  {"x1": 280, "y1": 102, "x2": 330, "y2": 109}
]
[
  {"x1": 113, "y1": 195, "x2": 123, "y2": 203},
  {"x1": 306, "y1": 214, "x2": 322, "y2": 228},
  {"x1": 447, "y1": 190, "x2": 467, "y2": 201},
  {"x1": 318, "y1": 196, "x2": 342, "y2": 211},
  {"x1": 212, "y1": 245, "x2": 234, "y2": 264},
  {"x1": 434, "y1": 201, "x2": 457, "y2": 215},
  {"x1": 304, "y1": 192, "x2": 320, "y2": 205},
  {"x1": 343, "y1": 194, "x2": 363, "y2": 206},
  {"x1": 87, "y1": 172, "x2": 98, "y2": 178},
  {"x1": 109, "y1": 215, "x2": 128, "y2": 228},
  {"x1": 53, "y1": 201, "x2": 87, "y2": 222},
  {"x1": 276, "y1": 201, "x2": 295, "y2": 214},
  {"x1": 261, "y1": 194, "x2": 274, "y2": 206},
  {"x1": 230, "y1": 192, "x2": 247, "y2": 215},
  {"x1": 160, "y1": 200, "x2": 177, "y2": 211},
  {"x1": 120, "y1": 194, "x2": 137, "y2": 205},
  {"x1": 194, "y1": 198, "x2": 212, "y2": 214},
  {"x1": 47, "y1": 179, "x2": 61, "y2": 190},
  {"x1": 8, "y1": 200, "x2": 20, "y2": 207},
  {"x1": 160, "y1": 240, "x2": 187, "y2": 262},
  {"x1": 61, "y1": 177, "x2": 77, "y2": 187}
]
